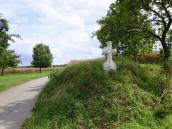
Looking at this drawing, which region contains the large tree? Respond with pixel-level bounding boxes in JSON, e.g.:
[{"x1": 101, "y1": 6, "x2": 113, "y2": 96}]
[
  {"x1": 94, "y1": 0, "x2": 172, "y2": 65},
  {"x1": 93, "y1": 1, "x2": 155, "y2": 60},
  {"x1": 32, "y1": 43, "x2": 53, "y2": 73},
  {"x1": 0, "y1": 14, "x2": 21, "y2": 76}
]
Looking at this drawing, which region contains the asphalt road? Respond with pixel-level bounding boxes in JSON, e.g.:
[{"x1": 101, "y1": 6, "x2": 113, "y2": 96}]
[{"x1": 0, "y1": 77, "x2": 49, "y2": 129}]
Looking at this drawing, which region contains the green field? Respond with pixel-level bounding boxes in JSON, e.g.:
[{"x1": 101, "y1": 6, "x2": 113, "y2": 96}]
[{"x1": 0, "y1": 72, "x2": 50, "y2": 92}]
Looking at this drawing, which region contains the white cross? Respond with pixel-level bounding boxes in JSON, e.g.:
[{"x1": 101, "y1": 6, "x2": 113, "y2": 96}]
[{"x1": 103, "y1": 41, "x2": 117, "y2": 72}]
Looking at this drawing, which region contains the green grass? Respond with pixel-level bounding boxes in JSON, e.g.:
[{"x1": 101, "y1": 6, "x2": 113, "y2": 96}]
[
  {"x1": 0, "y1": 71, "x2": 50, "y2": 92},
  {"x1": 23, "y1": 58, "x2": 172, "y2": 129}
]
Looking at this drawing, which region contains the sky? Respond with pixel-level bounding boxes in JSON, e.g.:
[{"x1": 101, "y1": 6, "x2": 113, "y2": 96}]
[{"x1": 0, "y1": 0, "x2": 114, "y2": 66}]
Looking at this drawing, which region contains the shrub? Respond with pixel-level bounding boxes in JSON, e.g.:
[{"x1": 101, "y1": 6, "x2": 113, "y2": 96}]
[{"x1": 139, "y1": 52, "x2": 161, "y2": 64}]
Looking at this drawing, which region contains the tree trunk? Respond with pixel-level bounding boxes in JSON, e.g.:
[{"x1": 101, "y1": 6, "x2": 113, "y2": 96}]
[
  {"x1": 160, "y1": 18, "x2": 172, "y2": 67},
  {"x1": 116, "y1": 47, "x2": 119, "y2": 56},
  {"x1": 39, "y1": 67, "x2": 42, "y2": 73},
  {"x1": 161, "y1": 40, "x2": 170, "y2": 67},
  {"x1": 1, "y1": 68, "x2": 4, "y2": 76}
]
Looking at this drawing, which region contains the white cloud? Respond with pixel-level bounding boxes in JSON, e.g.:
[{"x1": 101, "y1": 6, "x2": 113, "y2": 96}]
[{"x1": 1, "y1": 0, "x2": 114, "y2": 65}]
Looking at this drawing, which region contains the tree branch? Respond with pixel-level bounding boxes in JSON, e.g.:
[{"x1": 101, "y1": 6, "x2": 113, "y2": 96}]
[
  {"x1": 136, "y1": 24, "x2": 162, "y2": 41},
  {"x1": 148, "y1": 7, "x2": 167, "y2": 27},
  {"x1": 155, "y1": 1, "x2": 171, "y2": 20}
]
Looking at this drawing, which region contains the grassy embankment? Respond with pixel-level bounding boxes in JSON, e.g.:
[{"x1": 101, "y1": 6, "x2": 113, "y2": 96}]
[
  {"x1": 23, "y1": 57, "x2": 172, "y2": 129},
  {"x1": 0, "y1": 71, "x2": 51, "y2": 92}
]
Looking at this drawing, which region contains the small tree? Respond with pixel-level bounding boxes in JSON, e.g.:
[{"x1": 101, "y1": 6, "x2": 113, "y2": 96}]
[
  {"x1": 0, "y1": 49, "x2": 21, "y2": 76},
  {"x1": 32, "y1": 43, "x2": 53, "y2": 73}
]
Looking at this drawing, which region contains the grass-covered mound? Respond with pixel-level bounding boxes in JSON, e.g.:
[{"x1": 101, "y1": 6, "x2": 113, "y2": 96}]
[{"x1": 23, "y1": 58, "x2": 172, "y2": 129}]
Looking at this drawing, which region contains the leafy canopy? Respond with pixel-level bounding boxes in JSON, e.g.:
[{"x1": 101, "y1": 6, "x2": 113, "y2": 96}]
[
  {"x1": 94, "y1": 0, "x2": 172, "y2": 62},
  {"x1": 94, "y1": 0, "x2": 155, "y2": 59},
  {"x1": 32, "y1": 43, "x2": 53, "y2": 69},
  {"x1": 0, "y1": 14, "x2": 21, "y2": 75}
]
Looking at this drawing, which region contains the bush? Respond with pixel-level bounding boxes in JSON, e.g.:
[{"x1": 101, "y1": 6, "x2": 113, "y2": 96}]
[{"x1": 139, "y1": 52, "x2": 161, "y2": 64}]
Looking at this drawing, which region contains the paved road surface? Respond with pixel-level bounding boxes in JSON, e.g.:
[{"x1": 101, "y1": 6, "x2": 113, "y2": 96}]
[{"x1": 0, "y1": 77, "x2": 49, "y2": 129}]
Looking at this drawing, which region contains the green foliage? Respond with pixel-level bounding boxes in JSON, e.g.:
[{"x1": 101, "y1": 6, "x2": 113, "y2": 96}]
[
  {"x1": 0, "y1": 49, "x2": 21, "y2": 76},
  {"x1": 23, "y1": 58, "x2": 172, "y2": 129},
  {"x1": 121, "y1": 122, "x2": 147, "y2": 129},
  {"x1": 159, "y1": 115, "x2": 172, "y2": 129},
  {"x1": 94, "y1": 0, "x2": 172, "y2": 64},
  {"x1": 0, "y1": 50, "x2": 20, "y2": 71},
  {"x1": 32, "y1": 43, "x2": 53, "y2": 72},
  {"x1": 93, "y1": 0, "x2": 155, "y2": 60},
  {"x1": 0, "y1": 19, "x2": 9, "y2": 49},
  {"x1": 0, "y1": 15, "x2": 21, "y2": 76}
]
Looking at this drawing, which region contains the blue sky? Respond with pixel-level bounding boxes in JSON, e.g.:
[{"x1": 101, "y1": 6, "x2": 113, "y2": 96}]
[{"x1": 0, "y1": 0, "x2": 114, "y2": 66}]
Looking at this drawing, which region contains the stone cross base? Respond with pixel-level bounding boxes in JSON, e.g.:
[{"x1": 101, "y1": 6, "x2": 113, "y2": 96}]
[{"x1": 103, "y1": 60, "x2": 117, "y2": 72}]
